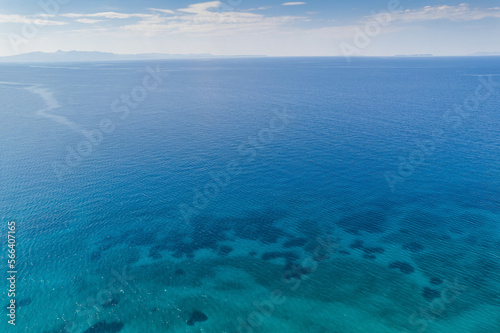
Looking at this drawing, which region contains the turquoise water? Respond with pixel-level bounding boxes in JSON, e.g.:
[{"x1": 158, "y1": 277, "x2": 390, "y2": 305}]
[{"x1": 0, "y1": 57, "x2": 499, "y2": 332}]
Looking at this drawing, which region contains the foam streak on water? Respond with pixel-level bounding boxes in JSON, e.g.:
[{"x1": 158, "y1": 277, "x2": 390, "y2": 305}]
[{"x1": 26, "y1": 85, "x2": 83, "y2": 133}]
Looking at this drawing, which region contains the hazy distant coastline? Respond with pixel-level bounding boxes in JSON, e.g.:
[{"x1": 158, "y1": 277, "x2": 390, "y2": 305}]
[{"x1": 0, "y1": 50, "x2": 267, "y2": 63}]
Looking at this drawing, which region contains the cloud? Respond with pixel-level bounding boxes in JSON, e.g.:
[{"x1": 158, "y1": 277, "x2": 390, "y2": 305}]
[
  {"x1": 248, "y1": 7, "x2": 272, "y2": 12},
  {"x1": 177, "y1": 1, "x2": 222, "y2": 14},
  {"x1": 390, "y1": 3, "x2": 500, "y2": 23},
  {"x1": 282, "y1": 2, "x2": 306, "y2": 6},
  {"x1": 0, "y1": 14, "x2": 67, "y2": 25},
  {"x1": 61, "y1": 12, "x2": 152, "y2": 19},
  {"x1": 149, "y1": 8, "x2": 175, "y2": 15},
  {"x1": 75, "y1": 18, "x2": 103, "y2": 24},
  {"x1": 122, "y1": 1, "x2": 306, "y2": 36}
]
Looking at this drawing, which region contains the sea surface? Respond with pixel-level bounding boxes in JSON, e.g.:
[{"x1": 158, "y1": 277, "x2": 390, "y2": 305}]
[{"x1": 0, "y1": 57, "x2": 499, "y2": 332}]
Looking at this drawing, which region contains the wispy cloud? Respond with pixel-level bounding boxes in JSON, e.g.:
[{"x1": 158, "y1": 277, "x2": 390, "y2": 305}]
[
  {"x1": 75, "y1": 18, "x2": 103, "y2": 24},
  {"x1": 122, "y1": 1, "x2": 306, "y2": 36},
  {"x1": 0, "y1": 14, "x2": 67, "y2": 25},
  {"x1": 390, "y1": 3, "x2": 500, "y2": 22},
  {"x1": 2, "y1": 1, "x2": 498, "y2": 57},
  {"x1": 149, "y1": 8, "x2": 175, "y2": 15},
  {"x1": 177, "y1": 1, "x2": 223, "y2": 14},
  {"x1": 282, "y1": 2, "x2": 306, "y2": 6},
  {"x1": 61, "y1": 12, "x2": 152, "y2": 19},
  {"x1": 248, "y1": 7, "x2": 272, "y2": 12}
]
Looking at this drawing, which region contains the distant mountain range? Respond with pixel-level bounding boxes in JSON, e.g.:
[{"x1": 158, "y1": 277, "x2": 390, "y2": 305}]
[
  {"x1": 394, "y1": 54, "x2": 433, "y2": 57},
  {"x1": 0, "y1": 50, "x2": 265, "y2": 63}
]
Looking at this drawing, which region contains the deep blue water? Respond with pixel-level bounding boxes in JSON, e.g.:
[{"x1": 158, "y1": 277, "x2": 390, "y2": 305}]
[{"x1": 1, "y1": 57, "x2": 499, "y2": 332}]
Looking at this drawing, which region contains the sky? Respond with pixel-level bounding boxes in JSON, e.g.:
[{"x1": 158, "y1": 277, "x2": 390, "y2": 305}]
[{"x1": 0, "y1": 0, "x2": 499, "y2": 57}]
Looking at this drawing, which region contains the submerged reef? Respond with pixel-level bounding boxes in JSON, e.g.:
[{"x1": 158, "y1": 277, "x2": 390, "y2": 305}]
[
  {"x1": 18, "y1": 298, "x2": 32, "y2": 307},
  {"x1": 402, "y1": 242, "x2": 424, "y2": 253},
  {"x1": 363, "y1": 253, "x2": 377, "y2": 260},
  {"x1": 102, "y1": 298, "x2": 119, "y2": 309},
  {"x1": 350, "y1": 240, "x2": 364, "y2": 249},
  {"x1": 187, "y1": 310, "x2": 208, "y2": 326},
  {"x1": 218, "y1": 245, "x2": 233, "y2": 256},
  {"x1": 83, "y1": 321, "x2": 124, "y2": 333},
  {"x1": 283, "y1": 237, "x2": 308, "y2": 248},
  {"x1": 430, "y1": 277, "x2": 443, "y2": 285},
  {"x1": 423, "y1": 287, "x2": 441, "y2": 302},
  {"x1": 349, "y1": 240, "x2": 385, "y2": 259},
  {"x1": 261, "y1": 251, "x2": 299, "y2": 262},
  {"x1": 388, "y1": 261, "x2": 414, "y2": 274},
  {"x1": 363, "y1": 246, "x2": 385, "y2": 255}
]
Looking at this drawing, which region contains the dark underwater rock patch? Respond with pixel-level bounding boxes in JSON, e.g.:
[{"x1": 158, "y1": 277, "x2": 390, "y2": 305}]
[
  {"x1": 283, "y1": 237, "x2": 308, "y2": 248},
  {"x1": 283, "y1": 262, "x2": 312, "y2": 280},
  {"x1": 218, "y1": 245, "x2": 233, "y2": 256},
  {"x1": 337, "y1": 210, "x2": 388, "y2": 235},
  {"x1": 348, "y1": 240, "x2": 384, "y2": 257},
  {"x1": 362, "y1": 246, "x2": 385, "y2": 255},
  {"x1": 153, "y1": 209, "x2": 287, "y2": 259},
  {"x1": 148, "y1": 245, "x2": 162, "y2": 260},
  {"x1": 423, "y1": 287, "x2": 441, "y2": 302},
  {"x1": 230, "y1": 209, "x2": 289, "y2": 244},
  {"x1": 102, "y1": 298, "x2": 119, "y2": 308},
  {"x1": 125, "y1": 251, "x2": 141, "y2": 265},
  {"x1": 102, "y1": 228, "x2": 158, "y2": 251},
  {"x1": 261, "y1": 251, "x2": 299, "y2": 262},
  {"x1": 402, "y1": 242, "x2": 424, "y2": 253},
  {"x1": 191, "y1": 219, "x2": 229, "y2": 250},
  {"x1": 43, "y1": 324, "x2": 67, "y2": 333},
  {"x1": 90, "y1": 251, "x2": 102, "y2": 261},
  {"x1": 187, "y1": 310, "x2": 208, "y2": 326},
  {"x1": 151, "y1": 216, "x2": 230, "y2": 258},
  {"x1": 18, "y1": 298, "x2": 32, "y2": 307},
  {"x1": 6, "y1": 298, "x2": 32, "y2": 311},
  {"x1": 175, "y1": 268, "x2": 185, "y2": 276},
  {"x1": 128, "y1": 230, "x2": 157, "y2": 247},
  {"x1": 169, "y1": 240, "x2": 197, "y2": 258},
  {"x1": 172, "y1": 215, "x2": 231, "y2": 255},
  {"x1": 388, "y1": 261, "x2": 415, "y2": 274},
  {"x1": 83, "y1": 321, "x2": 124, "y2": 333},
  {"x1": 172, "y1": 251, "x2": 183, "y2": 259},
  {"x1": 430, "y1": 277, "x2": 443, "y2": 286},
  {"x1": 350, "y1": 240, "x2": 364, "y2": 249}
]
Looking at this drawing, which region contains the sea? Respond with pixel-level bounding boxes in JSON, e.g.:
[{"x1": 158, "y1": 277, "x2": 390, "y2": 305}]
[{"x1": 0, "y1": 57, "x2": 499, "y2": 332}]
